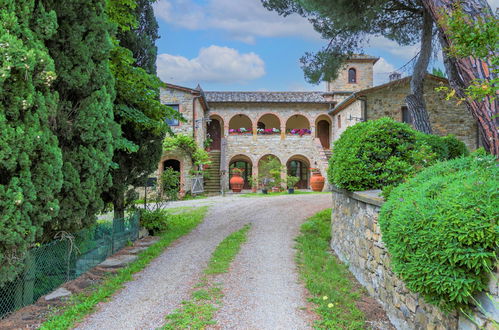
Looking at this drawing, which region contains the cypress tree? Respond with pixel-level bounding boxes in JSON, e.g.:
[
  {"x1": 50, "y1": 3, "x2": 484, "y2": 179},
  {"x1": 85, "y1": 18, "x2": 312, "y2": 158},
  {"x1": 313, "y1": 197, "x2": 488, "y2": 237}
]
[
  {"x1": 104, "y1": 0, "x2": 178, "y2": 219},
  {"x1": 0, "y1": 0, "x2": 63, "y2": 283},
  {"x1": 41, "y1": 0, "x2": 120, "y2": 234}
]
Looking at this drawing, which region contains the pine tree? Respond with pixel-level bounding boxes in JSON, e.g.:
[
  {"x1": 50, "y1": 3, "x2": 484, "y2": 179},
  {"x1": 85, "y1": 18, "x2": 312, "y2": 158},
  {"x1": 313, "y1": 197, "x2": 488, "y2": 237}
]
[
  {"x1": 104, "y1": 0, "x2": 178, "y2": 219},
  {"x1": 0, "y1": 0, "x2": 63, "y2": 283},
  {"x1": 41, "y1": 0, "x2": 120, "y2": 234},
  {"x1": 262, "y1": 0, "x2": 435, "y2": 133}
]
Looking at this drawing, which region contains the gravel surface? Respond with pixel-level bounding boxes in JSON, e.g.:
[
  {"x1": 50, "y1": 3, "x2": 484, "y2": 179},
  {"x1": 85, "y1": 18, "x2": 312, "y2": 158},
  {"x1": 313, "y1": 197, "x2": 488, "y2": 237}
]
[{"x1": 75, "y1": 193, "x2": 330, "y2": 330}]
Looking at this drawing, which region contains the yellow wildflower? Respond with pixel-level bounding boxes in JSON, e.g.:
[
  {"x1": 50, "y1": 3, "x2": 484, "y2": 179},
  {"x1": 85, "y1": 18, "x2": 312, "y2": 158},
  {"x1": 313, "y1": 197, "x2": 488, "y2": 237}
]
[
  {"x1": 322, "y1": 296, "x2": 328, "y2": 300},
  {"x1": 328, "y1": 303, "x2": 334, "y2": 308}
]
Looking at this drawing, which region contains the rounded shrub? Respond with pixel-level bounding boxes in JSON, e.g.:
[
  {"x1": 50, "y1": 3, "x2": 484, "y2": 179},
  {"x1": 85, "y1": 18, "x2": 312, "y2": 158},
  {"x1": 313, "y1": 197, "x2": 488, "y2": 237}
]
[
  {"x1": 328, "y1": 117, "x2": 436, "y2": 191},
  {"x1": 379, "y1": 154, "x2": 498, "y2": 311},
  {"x1": 415, "y1": 132, "x2": 469, "y2": 160}
]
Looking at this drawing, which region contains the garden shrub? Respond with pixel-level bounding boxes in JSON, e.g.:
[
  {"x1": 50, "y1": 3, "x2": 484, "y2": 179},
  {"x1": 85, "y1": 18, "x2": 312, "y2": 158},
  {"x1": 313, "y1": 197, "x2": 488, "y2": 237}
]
[
  {"x1": 379, "y1": 153, "x2": 498, "y2": 311},
  {"x1": 140, "y1": 209, "x2": 169, "y2": 235},
  {"x1": 415, "y1": 132, "x2": 469, "y2": 160},
  {"x1": 328, "y1": 117, "x2": 436, "y2": 191}
]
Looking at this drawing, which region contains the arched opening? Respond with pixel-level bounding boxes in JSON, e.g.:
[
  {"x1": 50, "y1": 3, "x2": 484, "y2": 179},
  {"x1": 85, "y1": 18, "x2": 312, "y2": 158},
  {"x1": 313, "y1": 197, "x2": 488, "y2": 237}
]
[
  {"x1": 257, "y1": 114, "x2": 280, "y2": 135},
  {"x1": 163, "y1": 159, "x2": 181, "y2": 188},
  {"x1": 287, "y1": 155, "x2": 310, "y2": 189},
  {"x1": 286, "y1": 115, "x2": 311, "y2": 136},
  {"x1": 229, "y1": 114, "x2": 252, "y2": 134},
  {"x1": 348, "y1": 68, "x2": 357, "y2": 83},
  {"x1": 316, "y1": 115, "x2": 332, "y2": 149},
  {"x1": 258, "y1": 154, "x2": 282, "y2": 188},
  {"x1": 229, "y1": 155, "x2": 252, "y2": 189},
  {"x1": 207, "y1": 116, "x2": 223, "y2": 150}
]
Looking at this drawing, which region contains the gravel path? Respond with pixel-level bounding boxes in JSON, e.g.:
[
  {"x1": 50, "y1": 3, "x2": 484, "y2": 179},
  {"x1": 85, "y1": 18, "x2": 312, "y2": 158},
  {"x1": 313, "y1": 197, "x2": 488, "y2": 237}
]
[{"x1": 75, "y1": 193, "x2": 330, "y2": 330}]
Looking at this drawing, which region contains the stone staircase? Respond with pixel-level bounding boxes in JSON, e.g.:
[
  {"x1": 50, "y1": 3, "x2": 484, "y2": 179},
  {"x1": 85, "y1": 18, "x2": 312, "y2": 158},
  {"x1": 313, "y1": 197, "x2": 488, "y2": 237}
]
[
  {"x1": 204, "y1": 150, "x2": 221, "y2": 194},
  {"x1": 323, "y1": 149, "x2": 332, "y2": 160}
]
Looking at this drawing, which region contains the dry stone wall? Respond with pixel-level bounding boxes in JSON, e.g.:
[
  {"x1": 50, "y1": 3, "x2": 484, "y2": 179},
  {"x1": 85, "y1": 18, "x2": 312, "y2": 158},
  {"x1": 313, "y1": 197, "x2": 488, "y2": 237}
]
[{"x1": 330, "y1": 187, "x2": 498, "y2": 330}]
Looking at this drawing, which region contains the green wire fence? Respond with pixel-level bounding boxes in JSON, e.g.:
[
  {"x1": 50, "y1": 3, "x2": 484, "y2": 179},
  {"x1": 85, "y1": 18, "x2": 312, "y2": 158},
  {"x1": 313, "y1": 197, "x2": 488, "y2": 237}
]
[{"x1": 0, "y1": 213, "x2": 140, "y2": 320}]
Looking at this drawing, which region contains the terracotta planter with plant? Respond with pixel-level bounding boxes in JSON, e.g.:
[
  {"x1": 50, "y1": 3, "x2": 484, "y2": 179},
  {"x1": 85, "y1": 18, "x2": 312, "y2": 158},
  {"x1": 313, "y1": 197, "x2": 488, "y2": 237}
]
[{"x1": 230, "y1": 168, "x2": 244, "y2": 193}]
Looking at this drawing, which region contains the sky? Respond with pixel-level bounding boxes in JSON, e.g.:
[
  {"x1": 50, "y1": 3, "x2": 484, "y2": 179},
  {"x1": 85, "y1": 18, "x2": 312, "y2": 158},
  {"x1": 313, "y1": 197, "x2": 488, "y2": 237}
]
[{"x1": 153, "y1": 0, "x2": 498, "y2": 92}]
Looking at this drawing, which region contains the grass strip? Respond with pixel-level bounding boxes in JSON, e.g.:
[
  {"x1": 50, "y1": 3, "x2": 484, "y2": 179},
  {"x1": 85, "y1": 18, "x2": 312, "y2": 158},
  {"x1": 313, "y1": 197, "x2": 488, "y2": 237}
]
[
  {"x1": 163, "y1": 224, "x2": 251, "y2": 329},
  {"x1": 39, "y1": 206, "x2": 209, "y2": 330},
  {"x1": 239, "y1": 191, "x2": 329, "y2": 198},
  {"x1": 295, "y1": 209, "x2": 366, "y2": 329}
]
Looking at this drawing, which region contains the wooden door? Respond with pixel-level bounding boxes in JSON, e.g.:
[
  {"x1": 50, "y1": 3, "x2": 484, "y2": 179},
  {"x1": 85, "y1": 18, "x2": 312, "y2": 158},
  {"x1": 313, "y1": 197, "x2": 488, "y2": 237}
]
[
  {"x1": 207, "y1": 119, "x2": 221, "y2": 150},
  {"x1": 317, "y1": 120, "x2": 330, "y2": 149},
  {"x1": 288, "y1": 160, "x2": 308, "y2": 189}
]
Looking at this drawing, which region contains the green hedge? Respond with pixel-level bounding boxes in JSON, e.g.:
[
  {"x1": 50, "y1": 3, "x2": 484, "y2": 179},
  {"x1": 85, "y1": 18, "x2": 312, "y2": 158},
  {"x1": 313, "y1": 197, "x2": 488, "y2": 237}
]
[
  {"x1": 415, "y1": 132, "x2": 469, "y2": 160},
  {"x1": 328, "y1": 118, "x2": 437, "y2": 191},
  {"x1": 379, "y1": 153, "x2": 498, "y2": 311}
]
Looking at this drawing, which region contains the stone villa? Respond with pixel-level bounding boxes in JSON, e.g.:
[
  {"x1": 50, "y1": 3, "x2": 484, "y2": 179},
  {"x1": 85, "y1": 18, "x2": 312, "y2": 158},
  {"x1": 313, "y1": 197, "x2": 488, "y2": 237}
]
[{"x1": 157, "y1": 55, "x2": 479, "y2": 195}]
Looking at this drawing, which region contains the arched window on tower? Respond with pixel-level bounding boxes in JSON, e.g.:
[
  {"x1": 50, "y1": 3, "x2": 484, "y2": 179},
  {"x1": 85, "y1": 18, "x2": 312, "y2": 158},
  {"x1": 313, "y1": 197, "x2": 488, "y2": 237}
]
[{"x1": 348, "y1": 68, "x2": 357, "y2": 83}]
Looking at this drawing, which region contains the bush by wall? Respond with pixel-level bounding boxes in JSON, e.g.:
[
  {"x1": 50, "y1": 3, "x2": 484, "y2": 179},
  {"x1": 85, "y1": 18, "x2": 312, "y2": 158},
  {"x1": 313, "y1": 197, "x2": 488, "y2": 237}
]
[
  {"x1": 328, "y1": 117, "x2": 436, "y2": 191},
  {"x1": 415, "y1": 132, "x2": 469, "y2": 160},
  {"x1": 379, "y1": 153, "x2": 498, "y2": 311}
]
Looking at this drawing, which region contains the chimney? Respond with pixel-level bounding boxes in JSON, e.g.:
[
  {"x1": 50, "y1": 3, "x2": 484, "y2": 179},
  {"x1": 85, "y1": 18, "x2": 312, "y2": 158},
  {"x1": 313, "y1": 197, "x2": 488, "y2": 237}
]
[{"x1": 389, "y1": 72, "x2": 402, "y2": 82}]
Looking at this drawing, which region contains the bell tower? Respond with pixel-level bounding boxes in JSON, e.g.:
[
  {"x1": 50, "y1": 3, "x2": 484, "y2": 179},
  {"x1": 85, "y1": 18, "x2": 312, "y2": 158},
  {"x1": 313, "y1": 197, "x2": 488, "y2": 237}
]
[{"x1": 326, "y1": 55, "x2": 379, "y2": 94}]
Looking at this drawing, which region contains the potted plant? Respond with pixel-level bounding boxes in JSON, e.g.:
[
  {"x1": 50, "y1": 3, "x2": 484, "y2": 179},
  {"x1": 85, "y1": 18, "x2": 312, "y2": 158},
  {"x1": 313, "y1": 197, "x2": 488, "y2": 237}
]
[
  {"x1": 230, "y1": 168, "x2": 245, "y2": 193},
  {"x1": 248, "y1": 175, "x2": 258, "y2": 193},
  {"x1": 261, "y1": 178, "x2": 272, "y2": 194},
  {"x1": 286, "y1": 175, "x2": 300, "y2": 194},
  {"x1": 204, "y1": 135, "x2": 213, "y2": 151}
]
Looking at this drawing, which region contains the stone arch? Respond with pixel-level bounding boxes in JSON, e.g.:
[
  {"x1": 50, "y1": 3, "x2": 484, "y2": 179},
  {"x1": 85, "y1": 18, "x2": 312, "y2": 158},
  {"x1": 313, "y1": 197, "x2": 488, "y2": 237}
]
[
  {"x1": 228, "y1": 113, "x2": 252, "y2": 133},
  {"x1": 208, "y1": 113, "x2": 224, "y2": 149},
  {"x1": 285, "y1": 114, "x2": 311, "y2": 133},
  {"x1": 315, "y1": 114, "x2": 332, "y2": 149},
  {"x1": 256, "y1": 113, "x2": 281, "y2": 133},
  {"x1": 158, "y1": 155, "x2": 186, "y2": 193},
  {"x1": 286, "y1": 154, "x2": 311, "y2": 189},
  {"x1": 229, "y1": 154, "x2": 253, "y2": 189}
]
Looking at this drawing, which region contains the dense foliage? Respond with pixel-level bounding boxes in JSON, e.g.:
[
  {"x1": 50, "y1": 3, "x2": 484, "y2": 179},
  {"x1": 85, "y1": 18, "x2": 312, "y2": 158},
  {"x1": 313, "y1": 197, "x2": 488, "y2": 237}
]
[
  {"x1": 163, "y1": 134, "x2": 210, "y2": 174},
  {"x1": 328, "y1": 118, "x2": 437, "y2": 191},
  {"x1": 0, "y1": 0, "x2": 63, "y2": 284},
  {"x1": 379, "y1": 154, "x2": 498, "y2": 310},
  {"x1": 103, "y1": 0, "x2": 179, "y2": 219},
  {"x1": 42, "y1": 0, "x2": 120, "y2": 235},
  {"x1": 140, "y1": 209, "x2": 169, "y2": 235},
  {"x1": 415, "y1": 132, "x2": 469, "y2": 160}
]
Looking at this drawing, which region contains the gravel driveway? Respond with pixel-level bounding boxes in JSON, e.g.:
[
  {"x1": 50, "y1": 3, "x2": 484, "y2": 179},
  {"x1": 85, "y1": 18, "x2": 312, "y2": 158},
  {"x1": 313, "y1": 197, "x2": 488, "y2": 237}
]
[{"x1": 75, "y1": 193, "x2": 331, "y2": 330}]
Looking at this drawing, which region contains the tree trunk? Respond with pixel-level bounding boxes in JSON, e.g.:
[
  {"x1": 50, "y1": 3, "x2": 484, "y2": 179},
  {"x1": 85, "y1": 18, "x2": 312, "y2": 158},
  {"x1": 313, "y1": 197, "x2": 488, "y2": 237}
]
[
  {"x1": 422, "y1": 0, "x2": 499, "y2": 155},
  {"x1": 405, "y1": 7, "x2": 433, "y2": 134},
  {"x1": 113, "y1": 194, "x2": 125, "y2": 220}
]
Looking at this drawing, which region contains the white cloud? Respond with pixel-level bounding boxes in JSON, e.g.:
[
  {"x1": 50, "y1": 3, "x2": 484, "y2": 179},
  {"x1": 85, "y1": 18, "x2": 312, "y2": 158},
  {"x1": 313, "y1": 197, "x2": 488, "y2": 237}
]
[
  {"x1": 157, "y1": 45, "x2": 266, "y2": 84},
  {"x1": 488, "y1": 0, "x2": 498, "y2": 10},
  {"x1": 153, "y1": 0, "x2": 320, "y2": 44},
  {"x1": 368, "y1": 36, "x2": 420, "y2": 61},
  {"x1": 373, "y1": 57, "x2": 397, "y2": 86}
]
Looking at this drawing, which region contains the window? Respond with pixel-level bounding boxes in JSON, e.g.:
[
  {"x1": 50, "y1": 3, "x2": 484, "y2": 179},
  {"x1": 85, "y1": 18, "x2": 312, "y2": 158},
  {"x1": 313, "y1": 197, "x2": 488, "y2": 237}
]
[
  {"x1": 337, "y1": 115, "x2": 341, "y2": 128},
  {"x1": 401, "y1": 106, "x2": 413, "y2": 125},
  {"x1": 348, "y1": 68, "x2": 357, "y2": 83},
  {"x1": 165, "y1": 104, "x2": 179, "y2": 126}
]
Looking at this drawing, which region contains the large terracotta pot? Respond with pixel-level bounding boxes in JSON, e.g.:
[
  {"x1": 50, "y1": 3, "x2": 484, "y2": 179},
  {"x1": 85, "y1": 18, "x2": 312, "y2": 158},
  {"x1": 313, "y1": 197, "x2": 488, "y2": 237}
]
[
  {"x1": 310, "y1": 172, "x2": 325, "y2": 191},
  {"x1": 230, "y1": 173, "x2": 244, "y2": 193}
]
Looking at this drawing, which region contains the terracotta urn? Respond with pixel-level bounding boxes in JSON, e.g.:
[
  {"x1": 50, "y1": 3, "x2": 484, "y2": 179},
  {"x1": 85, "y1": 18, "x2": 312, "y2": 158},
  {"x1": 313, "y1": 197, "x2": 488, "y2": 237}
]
[
  {"x1": 310, "y1": 172, "x2": 325, "y2": 191},
  {"x1": 230, "y1": 173, "x2": 244, "y2": 193}
]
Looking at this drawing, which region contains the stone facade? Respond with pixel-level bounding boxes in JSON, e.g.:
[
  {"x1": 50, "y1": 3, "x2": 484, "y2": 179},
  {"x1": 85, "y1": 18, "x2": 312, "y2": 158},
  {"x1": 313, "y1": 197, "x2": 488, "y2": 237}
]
[
  {"x1": 158, "y1": 85, "x2": 207, "y2": 194},
  {"x1": 208, "y1": 102, "x2": 332, "y2": 190},
  {"x1": 331, "y1": 76, "x2": 480, "y2": 151},
  {"x1": 330, "y1": 188, "x2": 498, "y2": 330}
]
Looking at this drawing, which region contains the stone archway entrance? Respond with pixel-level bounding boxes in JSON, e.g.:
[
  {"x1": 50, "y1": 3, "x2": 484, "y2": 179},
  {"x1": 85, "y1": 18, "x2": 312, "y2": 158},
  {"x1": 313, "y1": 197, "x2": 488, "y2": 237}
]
[
  {"x1": 207, "y1": 119, "x2": 222, "y2": 150},
  {"x1": 317, "y1": 120, "x2": 330, "y2": 149},
  {"x1": 287, "y1": 157, "x2": 309, "y2": 189},
  {"x1": 229, "y1": 155, "x2": 253, "y2": 189},
  {"x1": 163, "y1": 159, "x2": 181, "y2": 189}
]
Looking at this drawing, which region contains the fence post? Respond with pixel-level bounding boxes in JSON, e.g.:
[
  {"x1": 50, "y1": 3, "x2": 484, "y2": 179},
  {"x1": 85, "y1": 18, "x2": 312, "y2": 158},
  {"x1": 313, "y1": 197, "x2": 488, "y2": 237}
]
[{"x1": 22, "y1": 252, "x2": 35, "y2": 305}]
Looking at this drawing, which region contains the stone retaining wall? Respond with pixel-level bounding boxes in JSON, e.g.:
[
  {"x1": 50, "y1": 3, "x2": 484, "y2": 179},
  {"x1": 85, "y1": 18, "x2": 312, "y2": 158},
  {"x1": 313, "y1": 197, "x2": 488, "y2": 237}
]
[{"x1": 330, "y1": 188, "x2": 498, "y2": 329}]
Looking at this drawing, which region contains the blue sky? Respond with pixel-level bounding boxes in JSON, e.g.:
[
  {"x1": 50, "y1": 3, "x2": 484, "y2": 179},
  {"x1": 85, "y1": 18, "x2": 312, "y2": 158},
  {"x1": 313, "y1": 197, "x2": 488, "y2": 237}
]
[{"x1": 153, "y1": 0, "x2": 498, "y2": 92}]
